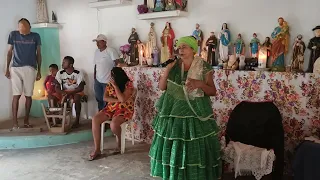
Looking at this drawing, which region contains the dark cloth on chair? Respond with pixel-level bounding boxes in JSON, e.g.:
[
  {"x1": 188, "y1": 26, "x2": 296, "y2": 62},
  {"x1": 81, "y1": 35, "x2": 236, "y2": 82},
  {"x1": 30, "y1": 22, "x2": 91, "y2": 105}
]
[
  {"x1": 293, "y1": 141, "x2": 320, "y2": 180},
  {"x1": 225, "y1": 101, "x2": 284, "y2": 180}
]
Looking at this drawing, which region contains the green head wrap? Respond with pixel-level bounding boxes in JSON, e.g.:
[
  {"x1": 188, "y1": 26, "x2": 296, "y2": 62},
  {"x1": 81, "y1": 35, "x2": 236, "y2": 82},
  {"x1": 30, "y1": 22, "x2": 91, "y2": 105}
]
[{"x1": 177, "y1": 36, "x2": 198, "y2": 53}]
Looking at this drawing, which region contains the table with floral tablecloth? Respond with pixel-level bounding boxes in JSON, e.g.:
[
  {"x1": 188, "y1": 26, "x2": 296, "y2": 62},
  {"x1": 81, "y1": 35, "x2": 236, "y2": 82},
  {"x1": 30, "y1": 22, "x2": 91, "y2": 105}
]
[{"x1": 124, "y1": 66, "x2": 320, "y2": 171}]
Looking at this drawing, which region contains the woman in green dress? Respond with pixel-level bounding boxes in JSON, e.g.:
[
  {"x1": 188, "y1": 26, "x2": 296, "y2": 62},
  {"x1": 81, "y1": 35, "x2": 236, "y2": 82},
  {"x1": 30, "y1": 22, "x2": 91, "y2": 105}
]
[{"x1": 149, "y1": 36, "x2": 221, "y2": 180}]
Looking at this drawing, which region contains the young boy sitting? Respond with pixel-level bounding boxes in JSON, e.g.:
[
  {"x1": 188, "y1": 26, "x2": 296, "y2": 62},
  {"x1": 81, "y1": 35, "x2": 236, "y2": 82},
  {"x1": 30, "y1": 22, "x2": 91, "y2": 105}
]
[{"x1": 44, "y1": 64, "x2": 59, "y2": 107}]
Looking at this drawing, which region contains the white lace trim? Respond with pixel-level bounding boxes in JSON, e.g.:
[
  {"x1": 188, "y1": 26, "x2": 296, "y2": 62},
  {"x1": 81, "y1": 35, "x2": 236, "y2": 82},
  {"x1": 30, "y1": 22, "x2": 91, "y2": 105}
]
[{"x1": 223, "y1": 141, "x2": 275, "y2": 180}]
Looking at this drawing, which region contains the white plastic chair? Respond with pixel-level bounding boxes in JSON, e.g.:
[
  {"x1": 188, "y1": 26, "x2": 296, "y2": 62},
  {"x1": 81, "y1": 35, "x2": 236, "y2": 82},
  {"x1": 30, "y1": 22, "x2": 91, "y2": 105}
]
[{"x1": 100, "y1": 89, "x2": 137, "y2": 154}]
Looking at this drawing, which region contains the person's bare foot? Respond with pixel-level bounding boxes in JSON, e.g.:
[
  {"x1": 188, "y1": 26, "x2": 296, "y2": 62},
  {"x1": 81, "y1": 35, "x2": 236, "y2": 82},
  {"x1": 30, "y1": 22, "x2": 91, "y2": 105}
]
[{"x1": 88, "y1": 150, "x2": 101, "y2": 161}]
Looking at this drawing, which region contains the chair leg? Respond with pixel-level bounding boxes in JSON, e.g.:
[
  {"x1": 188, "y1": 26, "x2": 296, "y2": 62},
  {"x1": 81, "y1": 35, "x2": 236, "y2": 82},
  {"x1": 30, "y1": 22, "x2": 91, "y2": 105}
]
[
  {"x1": 131, "y1": 122, "x2": 135, "y2": 145},
  {"x1": 100, "y1": 123, "x2": 105, "y2": 153},
  {"x1": 120, "y1": 123, "x2": 128, "y2": 154},
  {"x1": 85, "y1": 102, "x2": 89, "y2": 119},
  {"x1": 41, "y1": 103, "x2": 51, "y2": 130}
]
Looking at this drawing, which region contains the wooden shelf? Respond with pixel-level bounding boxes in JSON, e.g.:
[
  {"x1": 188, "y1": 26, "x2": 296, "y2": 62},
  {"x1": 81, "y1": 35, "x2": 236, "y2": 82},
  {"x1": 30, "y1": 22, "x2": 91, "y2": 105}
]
[
  {"x1": 31, "y1": 23, "x2": 61, "y2": 28},
  {"x1": 137, "y1": 10, "x2": 188, "y2": 20},
  {"x1": 89, "y1": 0, "x2": 132, "y2": 9}
]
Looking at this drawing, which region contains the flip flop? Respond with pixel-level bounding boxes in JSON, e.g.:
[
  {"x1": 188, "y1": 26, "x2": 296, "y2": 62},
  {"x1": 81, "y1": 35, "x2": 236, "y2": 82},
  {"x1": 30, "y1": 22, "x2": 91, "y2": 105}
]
[
  {"x1": 24, "y1": 124, "x2": 33, "y2": 128},
  {"x1": 111, "y1": 149, "x2": 121, "y2": 155},
  {"x1": 10, "y1": 126, "x2": 19, "y2": 131},
  {"x1": 88, "y1": 152, "x2": 101, "y2": 161}
]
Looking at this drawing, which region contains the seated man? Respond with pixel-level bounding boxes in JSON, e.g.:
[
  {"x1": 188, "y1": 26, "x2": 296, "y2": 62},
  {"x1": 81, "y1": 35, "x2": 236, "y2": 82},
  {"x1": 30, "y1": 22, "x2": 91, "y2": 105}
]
[{"x1": 54, "y1": 56, "x2": 85, "y2": 128}]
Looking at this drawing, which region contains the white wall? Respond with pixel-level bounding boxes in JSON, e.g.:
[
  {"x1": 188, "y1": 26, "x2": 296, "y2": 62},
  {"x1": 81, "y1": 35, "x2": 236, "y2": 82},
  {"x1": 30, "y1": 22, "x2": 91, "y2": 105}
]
[
  {"x1": 46, "y1": 0, "x2": 320, "y2": 118},
  {"x1": 0, "y1": 0, "x2": 37, "y2": 121}
]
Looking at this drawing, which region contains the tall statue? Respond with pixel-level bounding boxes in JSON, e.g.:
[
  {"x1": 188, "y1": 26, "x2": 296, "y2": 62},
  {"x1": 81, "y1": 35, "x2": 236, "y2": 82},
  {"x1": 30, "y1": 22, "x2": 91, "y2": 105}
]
[
  {"x1": 291, "y1": 34, "x2": 306, "y2": 72},
  {"x1": 262, "y1": 37, "x2": 272, "y2": 68},
  {"x1": 36, "y1": 0, "x2": 49, "y2": 23},
  {"x1": 147, "y1": 0, "x2": 155, "y2": 11},
  {"x1": 128, "y1": 28, "x2": 140, "y2": 66},
  {"x1": 250, "y1": 33, "x2": 260, "y2": 58},
  {"x1": 270, "y1": 17, "x2": 289, "y2": 72},
  {"x1": 218, "y1": 23, "x2": 231, "y2": 63},
  {"x1": 165, "y1": 0, "x2": 176, "y2": 11},
  {"x1": 234, "y1": 33, "x2": 245, "y2": 58},
  {"x1": 154, "y1": 0, "x2": 164, "y2": 12},
  {"x1": 206, "y1": 32, "x2": 218, "y2": 66},
  {"x1": 192, "y1": 23, "x2": 204, "y2": 56},
  {"x1": 307, "y1": 25, "x2": 320, "y2": 73},
  {"x1": 161, "y1": 22, "x2": 175, "y2": 63},
  {"x1": 146, "y1": 22, "x2": 157, "y2": 60}
]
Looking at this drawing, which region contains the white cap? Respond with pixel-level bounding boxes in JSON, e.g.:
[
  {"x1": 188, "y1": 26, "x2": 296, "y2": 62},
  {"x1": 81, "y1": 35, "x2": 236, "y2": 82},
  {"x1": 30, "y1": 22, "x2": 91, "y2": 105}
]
[{"x1": 92, "y1": 34, "x2": 107, "y2": 42}]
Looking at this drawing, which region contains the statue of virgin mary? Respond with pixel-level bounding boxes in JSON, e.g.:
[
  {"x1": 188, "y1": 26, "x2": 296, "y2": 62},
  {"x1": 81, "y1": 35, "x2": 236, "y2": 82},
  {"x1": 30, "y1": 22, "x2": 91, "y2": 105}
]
[
  {"x1": 36, "y1": 0, "x2": 49, "y2": 23},
  {"x1": 146, "y1": 22, "x2": 157, "y2": 59}
]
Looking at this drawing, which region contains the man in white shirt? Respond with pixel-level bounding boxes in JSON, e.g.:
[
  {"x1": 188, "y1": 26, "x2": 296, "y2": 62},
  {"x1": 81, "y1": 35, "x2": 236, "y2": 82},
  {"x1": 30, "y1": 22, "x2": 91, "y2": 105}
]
[
  {"x1": 54, "y1": 56, "x2": 85, "y2": 128},
  {"x1": 92, "y1": 34, "x2": 119, "y2": 111}
]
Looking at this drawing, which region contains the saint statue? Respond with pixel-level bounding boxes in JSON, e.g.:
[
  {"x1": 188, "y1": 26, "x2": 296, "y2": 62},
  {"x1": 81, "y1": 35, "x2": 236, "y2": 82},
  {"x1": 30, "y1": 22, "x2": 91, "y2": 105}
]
[
  {"x1": 291, "y1": 34, "x2": 306, "y2": 72},
  {"x1": 128, "y1": 28, "x2": 140, "y2": 66},
  {"x1": 206, "y1": 32, "x2": 218, "y2": 66},
  {"x1": 261, "y1": 37, "x2": 272, "y2": 68},
  {"x1": 145, "y1": 22, "x2": 157, "y2": 60},
  {"x1": 234, "y1": 33, "x2": 245, "y2": 58},
  {"x1": 161, "y1": 22, "x2": 175, "y2": 63},
  {"x1": 147, "y1": 0, "x2": 155, "y2": 11},
  {"x1": 307, "y1": 25, "x2": 320, "y2": 73},
  {"x1": 175, "y1": 0, "x2": 187, "y2": 10},
  {"x1": 192, "y1": 23, "x2": 204, "y2": 56},
  {"x1": 154, "y1": 0, "x2": 164, "y2": 12},
  {"x1": 250, "y1": 33, "x2": 260, "y2": 58},
  {"x1": 270, "y1": 17, "x2": 289, "y2": 72},
  {"x1": 36, "y1": 0, "x2": 49, "y2": 23},
  {"x1": 165, "y1": 0, "x2": 176, "y2": 11},
  {"x1": 218, "y1": 23, "x2": 231, "y2": 63}
]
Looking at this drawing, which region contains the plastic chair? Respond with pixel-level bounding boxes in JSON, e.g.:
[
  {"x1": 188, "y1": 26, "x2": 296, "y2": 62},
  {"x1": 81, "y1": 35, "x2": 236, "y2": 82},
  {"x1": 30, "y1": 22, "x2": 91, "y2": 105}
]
[{"x1": 100, "y1": 89, "x2": 137, "y2": 154}]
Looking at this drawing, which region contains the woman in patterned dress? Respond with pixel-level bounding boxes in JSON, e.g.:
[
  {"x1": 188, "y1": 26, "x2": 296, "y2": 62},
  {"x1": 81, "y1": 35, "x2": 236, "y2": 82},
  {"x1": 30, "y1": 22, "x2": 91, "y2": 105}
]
[
  {"x1": 89, "y1": 67, "x2": 135, "y2": 160},
  {"x1": 149, "y1": 36, "x2": 221, "y2": 180}
]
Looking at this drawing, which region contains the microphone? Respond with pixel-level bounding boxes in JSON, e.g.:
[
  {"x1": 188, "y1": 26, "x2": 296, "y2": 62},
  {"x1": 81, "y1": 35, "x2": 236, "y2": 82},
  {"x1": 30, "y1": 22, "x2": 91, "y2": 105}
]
[{"x1": 159, "y1": 56, "x2": 178, "y2": 67}]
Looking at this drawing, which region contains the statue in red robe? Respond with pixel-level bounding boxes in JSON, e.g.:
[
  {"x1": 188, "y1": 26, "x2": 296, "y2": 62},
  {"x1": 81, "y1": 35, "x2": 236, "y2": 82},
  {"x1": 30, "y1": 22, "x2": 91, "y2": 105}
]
[{"x1": 161, "y1": 22, "x2": 175, "y2": 63}]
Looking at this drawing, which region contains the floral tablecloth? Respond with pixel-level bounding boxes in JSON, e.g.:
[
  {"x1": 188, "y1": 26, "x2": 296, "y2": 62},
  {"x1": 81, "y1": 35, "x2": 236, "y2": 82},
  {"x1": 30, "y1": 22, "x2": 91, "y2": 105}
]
[{"x1": 124, "y1": 66, "x2": 320, "y2": 171}]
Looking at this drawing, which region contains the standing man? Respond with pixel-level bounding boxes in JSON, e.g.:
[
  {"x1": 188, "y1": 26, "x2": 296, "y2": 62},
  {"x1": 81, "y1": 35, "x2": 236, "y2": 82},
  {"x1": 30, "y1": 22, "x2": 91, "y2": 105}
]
[
  {"x1": 93, "y1": 34, "x2": 119, "y2": 111},
  {"x1": 5, "y1": 18, "x2": 42, "y2": 129}
]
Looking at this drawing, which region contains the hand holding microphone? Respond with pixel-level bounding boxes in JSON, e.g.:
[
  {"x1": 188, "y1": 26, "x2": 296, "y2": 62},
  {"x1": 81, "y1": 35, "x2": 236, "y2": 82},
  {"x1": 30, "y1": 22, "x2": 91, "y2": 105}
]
[{"x1": 159, "y1": 56, "x2": 178, "y2": 68}]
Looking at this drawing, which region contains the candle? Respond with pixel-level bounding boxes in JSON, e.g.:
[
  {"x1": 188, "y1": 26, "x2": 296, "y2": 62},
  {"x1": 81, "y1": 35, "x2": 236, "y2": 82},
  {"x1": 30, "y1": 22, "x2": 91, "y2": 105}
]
[
  {"x1": 258, "y1": 48, "x2": 267, "y2": 69},
  {"x1": 140, "y1": 49, "x2": 143, "y2": 66},
  {"x1": 38, "y1": 89, "x2": 41, "y2": 95}
]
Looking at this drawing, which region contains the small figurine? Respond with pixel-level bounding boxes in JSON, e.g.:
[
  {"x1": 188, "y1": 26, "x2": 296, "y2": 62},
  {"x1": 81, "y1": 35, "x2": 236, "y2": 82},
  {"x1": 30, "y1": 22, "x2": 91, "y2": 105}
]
[
  {"x1": 227, "y1": 55, "x2": 239, "y2": 70},
  {"x1": 52, "y1": 11, "x2": 57, "y2": 23},
  {"x1": 250, "y1": 33, "x2": 260, "y2": 58},
  {"x1": 161, "y1": 22, "x2": 175, "y2": 63},
  {"x1": 270, "y1": 17, "x2": 290, "y2": 72},
  {"x1": 128, "y1": 28, "x2": 140, "y2": 66},
  {"x1": 137, "y1": 40, "x2": 146, "y2": 66},
  {"x1": 175, "y1": 0, "x2": 187, "y2": 10},
  {"x1": 165, "y1": 0, "x2": 176, "y2": 11},
  {"x1": 146, "y1": 22, "x2": 157, "y2": 60},
  {"x1": 192, "y1": 23, "x2": 204, "y2": 56},
  {"x1": 173, "y1": 39, "x2": 179, "y2": 56},
  {"x1": 261, "y1": 37, "x2": 272, "y2": 68},
  {"x1": 201, "y1": 47, "x2": 208, "y2": 60},
  {"x1": 291, "y1": 34, "x2": 306, "y2": 72},
  {"x1": 206, "y1": 32, "x2": 218, "y2": 66},
  {"x1": 307, "y1": 25, "x2": 320, "y2": 73},
  {"x1": 152, "y1": 47, "x2": 160, "y2": 66},
  {"x1": 154, "y1": 0, "x2": 164, "y2": 12},
  {"x1": 234, "y1": 33, "x2": 245, "y2": 58},
  {"x1": 218, "y1": 23, "x2": 231, "y2": 63},
  {"x1": 147, "y1": 0, "x2": 155, "y2": 11}
]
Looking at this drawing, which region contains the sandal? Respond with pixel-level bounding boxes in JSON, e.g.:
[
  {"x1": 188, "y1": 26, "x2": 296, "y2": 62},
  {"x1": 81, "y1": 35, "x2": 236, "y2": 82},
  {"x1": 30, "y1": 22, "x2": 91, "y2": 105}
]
[
  {"x1": 10, "y1": 126, "x2": 20, "y2": 131},
  {"x1": 23, "y1": 124, "x2": 33, "y2": 128},
  {"x1": 88, "y1": 152, "x2": 101, "y2": 161},
  {"x1": 111, "y1": 148, "x2": 121, "y2": 155}
]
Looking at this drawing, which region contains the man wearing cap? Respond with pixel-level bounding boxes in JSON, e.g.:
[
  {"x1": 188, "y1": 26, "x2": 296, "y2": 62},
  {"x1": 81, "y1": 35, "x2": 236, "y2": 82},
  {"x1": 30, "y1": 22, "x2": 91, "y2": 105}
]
[
  {"x1": 307, "y1": 26, "x2": 320, "y2": 73},
  {"x1": 5, "y1": 18, "x2": 42, "y2": 129},
  {"x1": 93, "y1": 34, "x2": 119, "y2": 111}
]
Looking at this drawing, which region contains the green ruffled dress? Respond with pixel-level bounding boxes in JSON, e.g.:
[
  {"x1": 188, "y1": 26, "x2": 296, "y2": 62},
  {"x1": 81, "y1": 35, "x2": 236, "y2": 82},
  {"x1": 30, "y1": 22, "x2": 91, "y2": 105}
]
[{"x1": 149, "y1": 60, "x2": 221, "y2": 180}]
